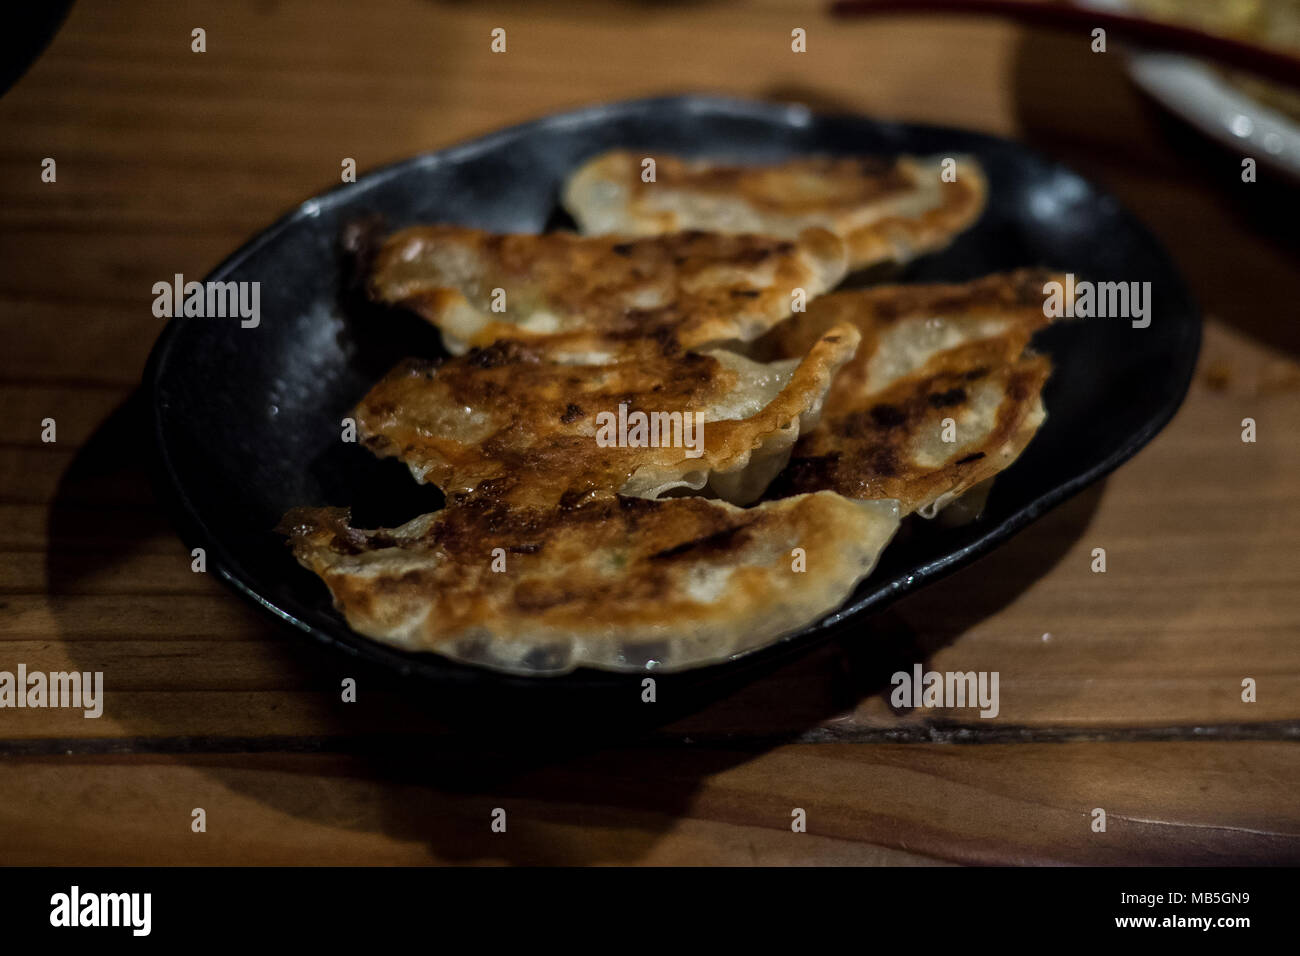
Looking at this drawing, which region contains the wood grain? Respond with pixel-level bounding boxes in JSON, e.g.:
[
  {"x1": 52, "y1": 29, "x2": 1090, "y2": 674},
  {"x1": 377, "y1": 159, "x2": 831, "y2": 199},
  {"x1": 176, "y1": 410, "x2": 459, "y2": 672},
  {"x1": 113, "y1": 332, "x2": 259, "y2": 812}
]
[
  {"x1": 3, "y1": 743, "x2": 1296, "y2": 865},
  {"x1": 0, "y1": 0, "x2": 1297, "y2": 865}
]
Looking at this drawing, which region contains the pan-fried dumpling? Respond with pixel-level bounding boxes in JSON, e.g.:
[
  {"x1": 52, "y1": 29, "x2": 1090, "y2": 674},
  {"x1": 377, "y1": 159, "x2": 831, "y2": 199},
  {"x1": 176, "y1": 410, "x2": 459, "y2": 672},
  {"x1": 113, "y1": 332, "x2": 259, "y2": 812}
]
[
  {"x1": 368, "y1": 225, "x2": 848, "y2": 354},
  {"x1": 355, "y1": 324, "x2": 860, "y2": 508},
  {"x1": 758, "y1": 270, "x2": 1061, "y2": 516},
  {"x1": 280, "y1": 491, "x2": 901, "y2": 675},
  {"x1": 562, "y1": 151, "x2": 986, "y2": 272}
]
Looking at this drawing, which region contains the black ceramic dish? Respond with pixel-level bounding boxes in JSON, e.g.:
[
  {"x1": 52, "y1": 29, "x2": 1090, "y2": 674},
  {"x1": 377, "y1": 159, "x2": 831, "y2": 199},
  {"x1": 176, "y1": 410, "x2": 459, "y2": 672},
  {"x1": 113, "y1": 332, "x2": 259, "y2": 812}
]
[{"x1": 145, "y1": 95, "x2": 1200, "y2": 704}]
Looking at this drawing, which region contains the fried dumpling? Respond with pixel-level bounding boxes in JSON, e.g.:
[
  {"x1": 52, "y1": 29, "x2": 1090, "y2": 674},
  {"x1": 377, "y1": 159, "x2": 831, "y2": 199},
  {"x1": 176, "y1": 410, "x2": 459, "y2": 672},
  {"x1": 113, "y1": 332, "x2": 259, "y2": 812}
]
[
  {"x1": 562, "y1": 151, "x2": 986, "y2": 272},
  {"x1": 758, "y1": 270, "x2": 1061, "y2": 516},
  {"x1": 280, "y1": 490, "x2": 901, "y2": 675},
  {"x1": 367, "y1": 225, "x2": 848, "y2": 354},
  {"x1": 355, "y1": 324, "x2": 860, "y2": 508}
]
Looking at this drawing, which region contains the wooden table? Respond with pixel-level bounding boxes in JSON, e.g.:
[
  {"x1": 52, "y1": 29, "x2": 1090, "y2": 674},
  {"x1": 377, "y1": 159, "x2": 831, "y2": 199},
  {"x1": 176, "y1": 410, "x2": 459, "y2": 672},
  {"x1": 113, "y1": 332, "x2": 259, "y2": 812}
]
[{"x1": 1, "y1": 0, "x2": 1297, "y2": 865}]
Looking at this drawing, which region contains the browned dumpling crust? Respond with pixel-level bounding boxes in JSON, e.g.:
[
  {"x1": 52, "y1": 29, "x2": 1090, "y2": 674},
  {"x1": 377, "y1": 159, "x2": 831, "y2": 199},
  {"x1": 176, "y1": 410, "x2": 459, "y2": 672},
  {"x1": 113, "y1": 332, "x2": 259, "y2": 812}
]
[
  {"x1": 562, "y1": 151, "x2": 987, "y2": 272},
  {"x1": 758, "y1": 270, "x2": 1062, "y2": 516},
  {"x1": 368, "y1": 224, "x2": 848, "y2": 353},
  {"x1": 354, "y1": 324, "x2": 859, "y2": 509},
  {"x1": 280, "y1": 490, "x2": 901, "y2": 675}
]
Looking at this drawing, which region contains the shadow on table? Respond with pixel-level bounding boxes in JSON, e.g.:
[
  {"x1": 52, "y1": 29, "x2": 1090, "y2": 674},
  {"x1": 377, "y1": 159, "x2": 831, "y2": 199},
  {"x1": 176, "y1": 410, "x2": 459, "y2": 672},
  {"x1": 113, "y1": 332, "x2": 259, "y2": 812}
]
[{"x1": 45, "y1": 392, "x2": 1104, "y2": 862}]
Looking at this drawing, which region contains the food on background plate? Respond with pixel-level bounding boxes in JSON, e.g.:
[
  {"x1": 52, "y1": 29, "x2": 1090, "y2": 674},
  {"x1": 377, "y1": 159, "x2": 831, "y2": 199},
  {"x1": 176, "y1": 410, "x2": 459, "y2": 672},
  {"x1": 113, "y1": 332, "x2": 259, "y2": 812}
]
[{"x1": 1126, "y1": 0, "x2": 1300, "y2": 121}]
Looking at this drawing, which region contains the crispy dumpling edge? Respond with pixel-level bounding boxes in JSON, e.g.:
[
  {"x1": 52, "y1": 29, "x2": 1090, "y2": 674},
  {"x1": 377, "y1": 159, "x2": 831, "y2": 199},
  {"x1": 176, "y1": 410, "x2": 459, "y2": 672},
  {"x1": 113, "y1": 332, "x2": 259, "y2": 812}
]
[{"x1": 279, "y1": 492, "x2": 902, "y2": 675}]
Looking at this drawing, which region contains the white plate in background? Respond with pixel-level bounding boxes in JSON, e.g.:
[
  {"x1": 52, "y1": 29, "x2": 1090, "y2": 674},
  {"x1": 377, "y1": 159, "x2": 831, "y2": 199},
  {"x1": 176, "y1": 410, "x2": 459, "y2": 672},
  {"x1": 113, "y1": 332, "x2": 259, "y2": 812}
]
[{"x1": 1078, "y1": 0, "x2": 1300, "y2": 181}]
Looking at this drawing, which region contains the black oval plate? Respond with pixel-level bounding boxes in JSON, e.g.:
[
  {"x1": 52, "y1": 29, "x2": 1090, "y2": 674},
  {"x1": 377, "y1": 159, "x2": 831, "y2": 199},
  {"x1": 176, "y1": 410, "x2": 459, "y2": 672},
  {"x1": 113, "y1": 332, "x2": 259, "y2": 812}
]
[{"x1": 145, "y1": 95, "x2": 1200, "y2": 702}]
